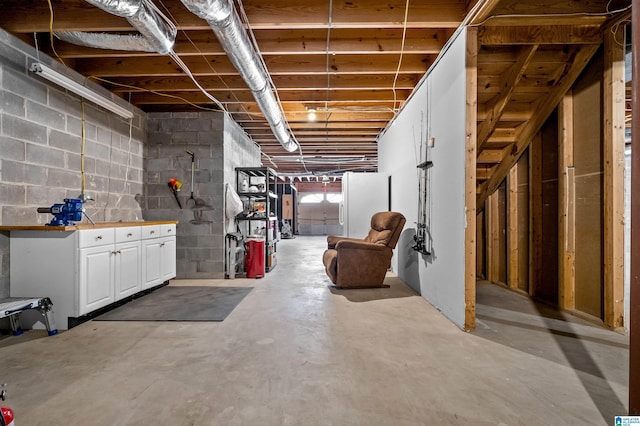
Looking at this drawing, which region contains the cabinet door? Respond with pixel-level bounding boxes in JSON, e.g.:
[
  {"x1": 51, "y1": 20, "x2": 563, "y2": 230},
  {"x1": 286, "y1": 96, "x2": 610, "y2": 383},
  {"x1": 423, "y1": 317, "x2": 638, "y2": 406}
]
[
  {"x1": 115, "y1": 241, "x2": 141, "y2": 300},
  {"x1": 79, "y1": 246, "x2": 114, "y2": 315},
  {"x1": 142, "y1": 239, "x2": 162, "y2": 290},
  {"x1": 160, "y1": 237, "x2": 177, "y2": 281}
]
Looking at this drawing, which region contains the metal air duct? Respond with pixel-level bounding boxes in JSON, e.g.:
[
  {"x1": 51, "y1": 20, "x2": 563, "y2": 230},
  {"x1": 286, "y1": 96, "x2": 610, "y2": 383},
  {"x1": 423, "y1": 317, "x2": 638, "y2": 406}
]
[
  {"x1": 71, "y1": 0, "x2": 176, "y2": 54},
  {"x1": 55, "y1": 31, "x2": 157, "y2": 52},
  {"x1": 179, "y1": 0, "x2": 299, "y2": 153}
]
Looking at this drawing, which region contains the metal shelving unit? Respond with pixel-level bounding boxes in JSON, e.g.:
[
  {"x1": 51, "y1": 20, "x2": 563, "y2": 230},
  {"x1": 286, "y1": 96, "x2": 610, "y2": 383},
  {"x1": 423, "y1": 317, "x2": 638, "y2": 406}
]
[{"x1": 235, "y1": 167, "x2": 279, "y2": 271}]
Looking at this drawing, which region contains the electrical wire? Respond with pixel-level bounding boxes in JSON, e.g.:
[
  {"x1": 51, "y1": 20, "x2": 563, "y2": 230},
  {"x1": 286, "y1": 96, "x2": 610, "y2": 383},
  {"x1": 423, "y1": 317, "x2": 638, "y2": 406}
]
[
  {"x1": 235, "y1": 0, "x2": 309, "y2": 173},
  {"x1": 161, "y1": 0, "x2": 306, "y2": 171},
  {"x1": 44, "y1": 0, "x2": 140, "y2": 223},
  {"x1": 156, "y1": 0, "x2": 250, "y2": 116},
  {"x1": 324, "y1": 0, "x2": 334, "y2": 157},
  {"x1": 391, "y1": 0, "x2": 410, "y2": 114},
  {"x1": 324, "y1": 0, "x2": 333, "y2": 116},
  {"x1": 81, "y1": 100, "x2": 86, "y2": 196},
  {"x1": 169, "y1": 51, "x2": 228, "y2": 111},
  {"x1": 89, "y1": 76, "x2": 220, "y2": 112},
  {"x1": 46, "y1": 0, "x2": 64, "y2": 66}
]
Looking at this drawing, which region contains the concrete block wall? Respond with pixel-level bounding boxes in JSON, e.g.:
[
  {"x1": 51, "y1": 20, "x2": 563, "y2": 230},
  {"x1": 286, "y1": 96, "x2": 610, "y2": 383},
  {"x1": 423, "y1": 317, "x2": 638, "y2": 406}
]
[
  {"x1": 145, "y1": 112, "x2": 260, "y2": 279},
  {"x1": 223, "y1": 114, "x2": 263, "y2": 232},
  {"x1": 0, "y1": 29, "x2": 144, "y2": 298}
]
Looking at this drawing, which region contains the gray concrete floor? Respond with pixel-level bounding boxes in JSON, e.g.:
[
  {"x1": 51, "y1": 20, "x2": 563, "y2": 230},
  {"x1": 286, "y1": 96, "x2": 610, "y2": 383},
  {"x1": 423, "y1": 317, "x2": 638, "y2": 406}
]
[{"x1": 0, "y1": 236, "x2": 629, "y2": 425}]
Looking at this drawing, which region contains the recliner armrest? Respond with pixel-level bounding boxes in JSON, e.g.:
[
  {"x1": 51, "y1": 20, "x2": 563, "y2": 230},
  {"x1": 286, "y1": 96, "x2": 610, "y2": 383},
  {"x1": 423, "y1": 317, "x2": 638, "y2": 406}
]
[
  {"x1": 335, "y1": 239, "x2": 388, "y2": 252},
  {"x1": 327, "y1": 235, "x2": 363, "y2": 249}
]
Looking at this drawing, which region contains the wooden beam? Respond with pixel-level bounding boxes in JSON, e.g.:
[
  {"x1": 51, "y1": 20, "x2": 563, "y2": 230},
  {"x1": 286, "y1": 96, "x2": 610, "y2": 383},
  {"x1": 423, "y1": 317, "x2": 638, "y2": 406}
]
[
  {"x1": 74, "y1": 54, "x2": 434, "y2": 77},
  {"x1": 465, "y1": 26, "x2": 478, "y2": 331},
  {"x1": 478, "y1": 25, "x2": 602, "y2": 46},
  {"x1": 558, "y1": 92, "x2": 575, "y2": 311},
  {"x1": 0, "y1": 0, "x2": 467, "y2": 32},
  {"x1": 507, "y1": 164, "x2": 519, "y2": 290},
  {"x1": 477, "y1": 45, "x2": 538, "y2": 150},
  {"x1": 52, "y1": 28, "x2": 452, "y2": 58},
  {"x1": 477, "y1": 148, "x2": 506, "y2": 164},
  {"x1": 481, "y1": 15, "x2": 608, "y2": 27},
  {"x1": 477, "y1": 44, "x2": 600, "y2": 207},
  {"x1": 108, "y1": 74, "x2": 422, "y2": 93},
  {"x1": 468, "y1": 0, "x2": 502, "y2": 25},
  {"x1": 476, "y1": 165, "x2": 496, "y2": 180},
  {"x1": 603, "y1": 28, "x2": 626, "y2": 329},
  {"x1": 129, "y1": 90, "x2": 407, "y2": 105}
]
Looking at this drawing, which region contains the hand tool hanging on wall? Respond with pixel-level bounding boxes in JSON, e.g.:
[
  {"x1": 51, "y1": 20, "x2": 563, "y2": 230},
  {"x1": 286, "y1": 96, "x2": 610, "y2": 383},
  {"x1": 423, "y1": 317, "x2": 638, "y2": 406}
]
[
  {"x1": 168, "y1": 178, "x2": 183, "y2": 209},
  {"x1": 186, "y1": 150, "x2": 196, "y2": 208}
]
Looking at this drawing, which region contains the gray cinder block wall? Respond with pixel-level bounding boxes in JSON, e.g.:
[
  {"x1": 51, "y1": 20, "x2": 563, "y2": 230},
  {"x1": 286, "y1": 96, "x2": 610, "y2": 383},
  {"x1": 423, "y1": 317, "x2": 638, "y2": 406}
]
[
  {"x1": 145, "y1": 112, "x2": 260, "y2": 279},
  {"x1": 0, "y1": 29, "x2": 144, "y2": 298}
]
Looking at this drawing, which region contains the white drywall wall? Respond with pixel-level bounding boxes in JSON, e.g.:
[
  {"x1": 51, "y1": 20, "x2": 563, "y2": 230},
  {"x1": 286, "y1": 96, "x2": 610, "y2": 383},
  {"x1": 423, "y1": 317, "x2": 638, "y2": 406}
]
[{"x1": 379, "y1": 29, "x2": 468, "y2": 329}]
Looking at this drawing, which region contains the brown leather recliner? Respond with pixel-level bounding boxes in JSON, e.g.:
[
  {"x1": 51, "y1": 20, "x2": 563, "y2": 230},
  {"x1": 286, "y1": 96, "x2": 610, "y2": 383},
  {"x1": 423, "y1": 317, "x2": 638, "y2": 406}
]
[{"x1": 322, "y1": 211, "x2": 406, "y2": 288}]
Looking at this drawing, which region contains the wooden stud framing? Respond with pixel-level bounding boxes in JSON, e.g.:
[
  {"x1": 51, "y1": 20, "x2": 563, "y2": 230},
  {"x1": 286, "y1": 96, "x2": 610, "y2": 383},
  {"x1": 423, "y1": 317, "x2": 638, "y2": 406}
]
[
  {"x1": 477, "y1": 45, "x2": 538, "y2": 150},
  {"x1": 529, "y1": 133, "x2": 543, "y2": 298},
  {"x1": 477, "y1": 44, "x2": 601, "y2": 208},
  {"x1": 464, "y1": 27, "x2": 478, "y2": 331},
  {"x1": 603, "y1": 28, "x2": 626, "y2": 329},
  {"x1": 558, "y1": 92, "x2": 576, "y2": 311},
  {"x1": 486, "y1": 192, "x2": 500, "y2": 283},
  {"x1": 630, "y1": 2, "x2": 640, "y2": 413},
  {"x1": 507, "y1": 164, "x2": 519, "y2": 290}
]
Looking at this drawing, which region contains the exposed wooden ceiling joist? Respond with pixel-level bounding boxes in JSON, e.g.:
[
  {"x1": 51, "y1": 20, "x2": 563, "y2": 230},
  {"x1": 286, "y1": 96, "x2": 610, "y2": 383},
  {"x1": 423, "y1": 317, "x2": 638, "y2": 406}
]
[{"x1": 0, "y1": 0, "x2": 631, "y2": 179}]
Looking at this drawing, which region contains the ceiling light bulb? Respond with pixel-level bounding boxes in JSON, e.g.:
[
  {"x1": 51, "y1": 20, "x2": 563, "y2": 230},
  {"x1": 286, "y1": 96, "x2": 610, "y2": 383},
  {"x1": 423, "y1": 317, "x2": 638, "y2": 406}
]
[{"x1": 308, "y1": 108, "x2": 316, "y2": 121}]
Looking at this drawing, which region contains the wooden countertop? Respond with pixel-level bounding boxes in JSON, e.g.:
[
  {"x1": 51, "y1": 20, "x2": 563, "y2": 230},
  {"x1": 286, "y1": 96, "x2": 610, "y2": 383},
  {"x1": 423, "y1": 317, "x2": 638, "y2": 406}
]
[{"x1": 0, "y1": 221, "x2": 178, "y2": 231}]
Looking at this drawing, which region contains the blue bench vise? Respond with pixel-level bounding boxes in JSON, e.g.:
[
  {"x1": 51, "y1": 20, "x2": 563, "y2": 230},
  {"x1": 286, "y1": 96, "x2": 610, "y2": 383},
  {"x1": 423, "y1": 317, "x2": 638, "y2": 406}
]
[{"x1": 37, "y1": 198, "x2": 84, "y2": 226}]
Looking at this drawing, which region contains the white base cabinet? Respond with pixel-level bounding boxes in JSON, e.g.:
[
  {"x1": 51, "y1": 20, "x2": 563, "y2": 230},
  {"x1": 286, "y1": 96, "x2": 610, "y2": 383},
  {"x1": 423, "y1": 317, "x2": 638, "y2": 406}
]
[
  {"x1": 8, "y1": 223, "x2": 176, "y2": 330},
  {"x1": 141, "y1": 224, "x2": 176, "y2": 290}
]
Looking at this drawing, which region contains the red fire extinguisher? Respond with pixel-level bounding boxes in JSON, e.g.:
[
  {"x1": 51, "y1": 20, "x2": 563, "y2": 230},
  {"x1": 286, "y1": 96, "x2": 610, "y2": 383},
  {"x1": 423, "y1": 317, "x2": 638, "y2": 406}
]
[{"x1": 1, "y1": 385, "x2": 15, "y2": 426}]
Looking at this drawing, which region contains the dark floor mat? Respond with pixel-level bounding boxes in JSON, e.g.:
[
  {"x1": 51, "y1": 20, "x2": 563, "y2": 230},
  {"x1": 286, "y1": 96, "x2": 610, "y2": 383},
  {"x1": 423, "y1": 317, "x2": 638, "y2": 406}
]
[{"x1": 95, "y1": 286, "x2": 252, "y2": 322}]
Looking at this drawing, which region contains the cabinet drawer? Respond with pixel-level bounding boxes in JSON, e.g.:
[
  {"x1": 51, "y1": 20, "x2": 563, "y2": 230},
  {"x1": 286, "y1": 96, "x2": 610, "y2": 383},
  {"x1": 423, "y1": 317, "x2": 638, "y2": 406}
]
[
  {"x1": 115, "y1": 226, "x2": 141, "y2": 243},
  {"x1": 160, "y1": 224, "x2": 176, "y2": 237},
  {"x1": 141, "y1": 225, "x2": 161, "y2": 239},
  {"x1": 78, "y1": 228, "x2": 115, "y2": 248}
]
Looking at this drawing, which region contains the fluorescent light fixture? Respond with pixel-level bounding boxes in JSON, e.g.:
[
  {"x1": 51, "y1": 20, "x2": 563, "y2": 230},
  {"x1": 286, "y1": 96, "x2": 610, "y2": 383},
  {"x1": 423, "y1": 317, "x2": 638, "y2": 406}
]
[{"x1": 29, "y1": 62, "x2": 134, "y2": 119}]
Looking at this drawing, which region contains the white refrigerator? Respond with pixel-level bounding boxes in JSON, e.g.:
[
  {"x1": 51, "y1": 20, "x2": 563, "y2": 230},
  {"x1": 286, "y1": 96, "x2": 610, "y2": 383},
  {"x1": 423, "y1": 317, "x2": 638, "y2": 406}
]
[{"x1": 340, "y1": 172, "x2": 390, "y2": 238}]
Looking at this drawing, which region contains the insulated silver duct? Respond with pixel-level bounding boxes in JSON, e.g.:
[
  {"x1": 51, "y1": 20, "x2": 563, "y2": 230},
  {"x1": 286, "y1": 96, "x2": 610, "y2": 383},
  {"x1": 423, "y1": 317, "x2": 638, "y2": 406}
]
[
  {"x1": 180, "y1": 0, "x2": 299, "y2": 153},
  {"x1": 55, "y1": 31, "x2": 156, "y2": 52},
  {"x1": 82, "y1": 0, "x2": 176, "y2": 54}
]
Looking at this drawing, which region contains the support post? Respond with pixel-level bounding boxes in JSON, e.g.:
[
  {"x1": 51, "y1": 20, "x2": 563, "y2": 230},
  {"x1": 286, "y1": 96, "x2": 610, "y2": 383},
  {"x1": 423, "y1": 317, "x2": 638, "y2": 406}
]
[
  {"x1": 529, "y1": 133, "x2": 543, "y2": 298},
  {"x1": 629, "y1": 2, "x2": 640, "y2": 414},
  {"x1": 558, "y1": 92, "x2": 576, "y2": 311},
  {"x1": 464, "y1": 27, "x2": 478, "y2": 331},
  {"x1": 603, "y1": 26, "x2": 626, "y2": 329},
  {"x1": 507, "y1": 165, "x2": 519, "y2": 290}
]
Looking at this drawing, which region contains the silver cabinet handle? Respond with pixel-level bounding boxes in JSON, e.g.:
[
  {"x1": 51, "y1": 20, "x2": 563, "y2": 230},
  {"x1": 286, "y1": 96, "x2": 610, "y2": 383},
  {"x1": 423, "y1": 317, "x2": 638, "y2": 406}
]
[
  {"x1": 150, "y1": 230, "x2": 155, "y2": 234},
  {"x1": 127, "y1": 233, "x2": 133, "y2": 237},
  {"x1": 96, "y1": 235, "x2": 103, "y2": 240}
]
